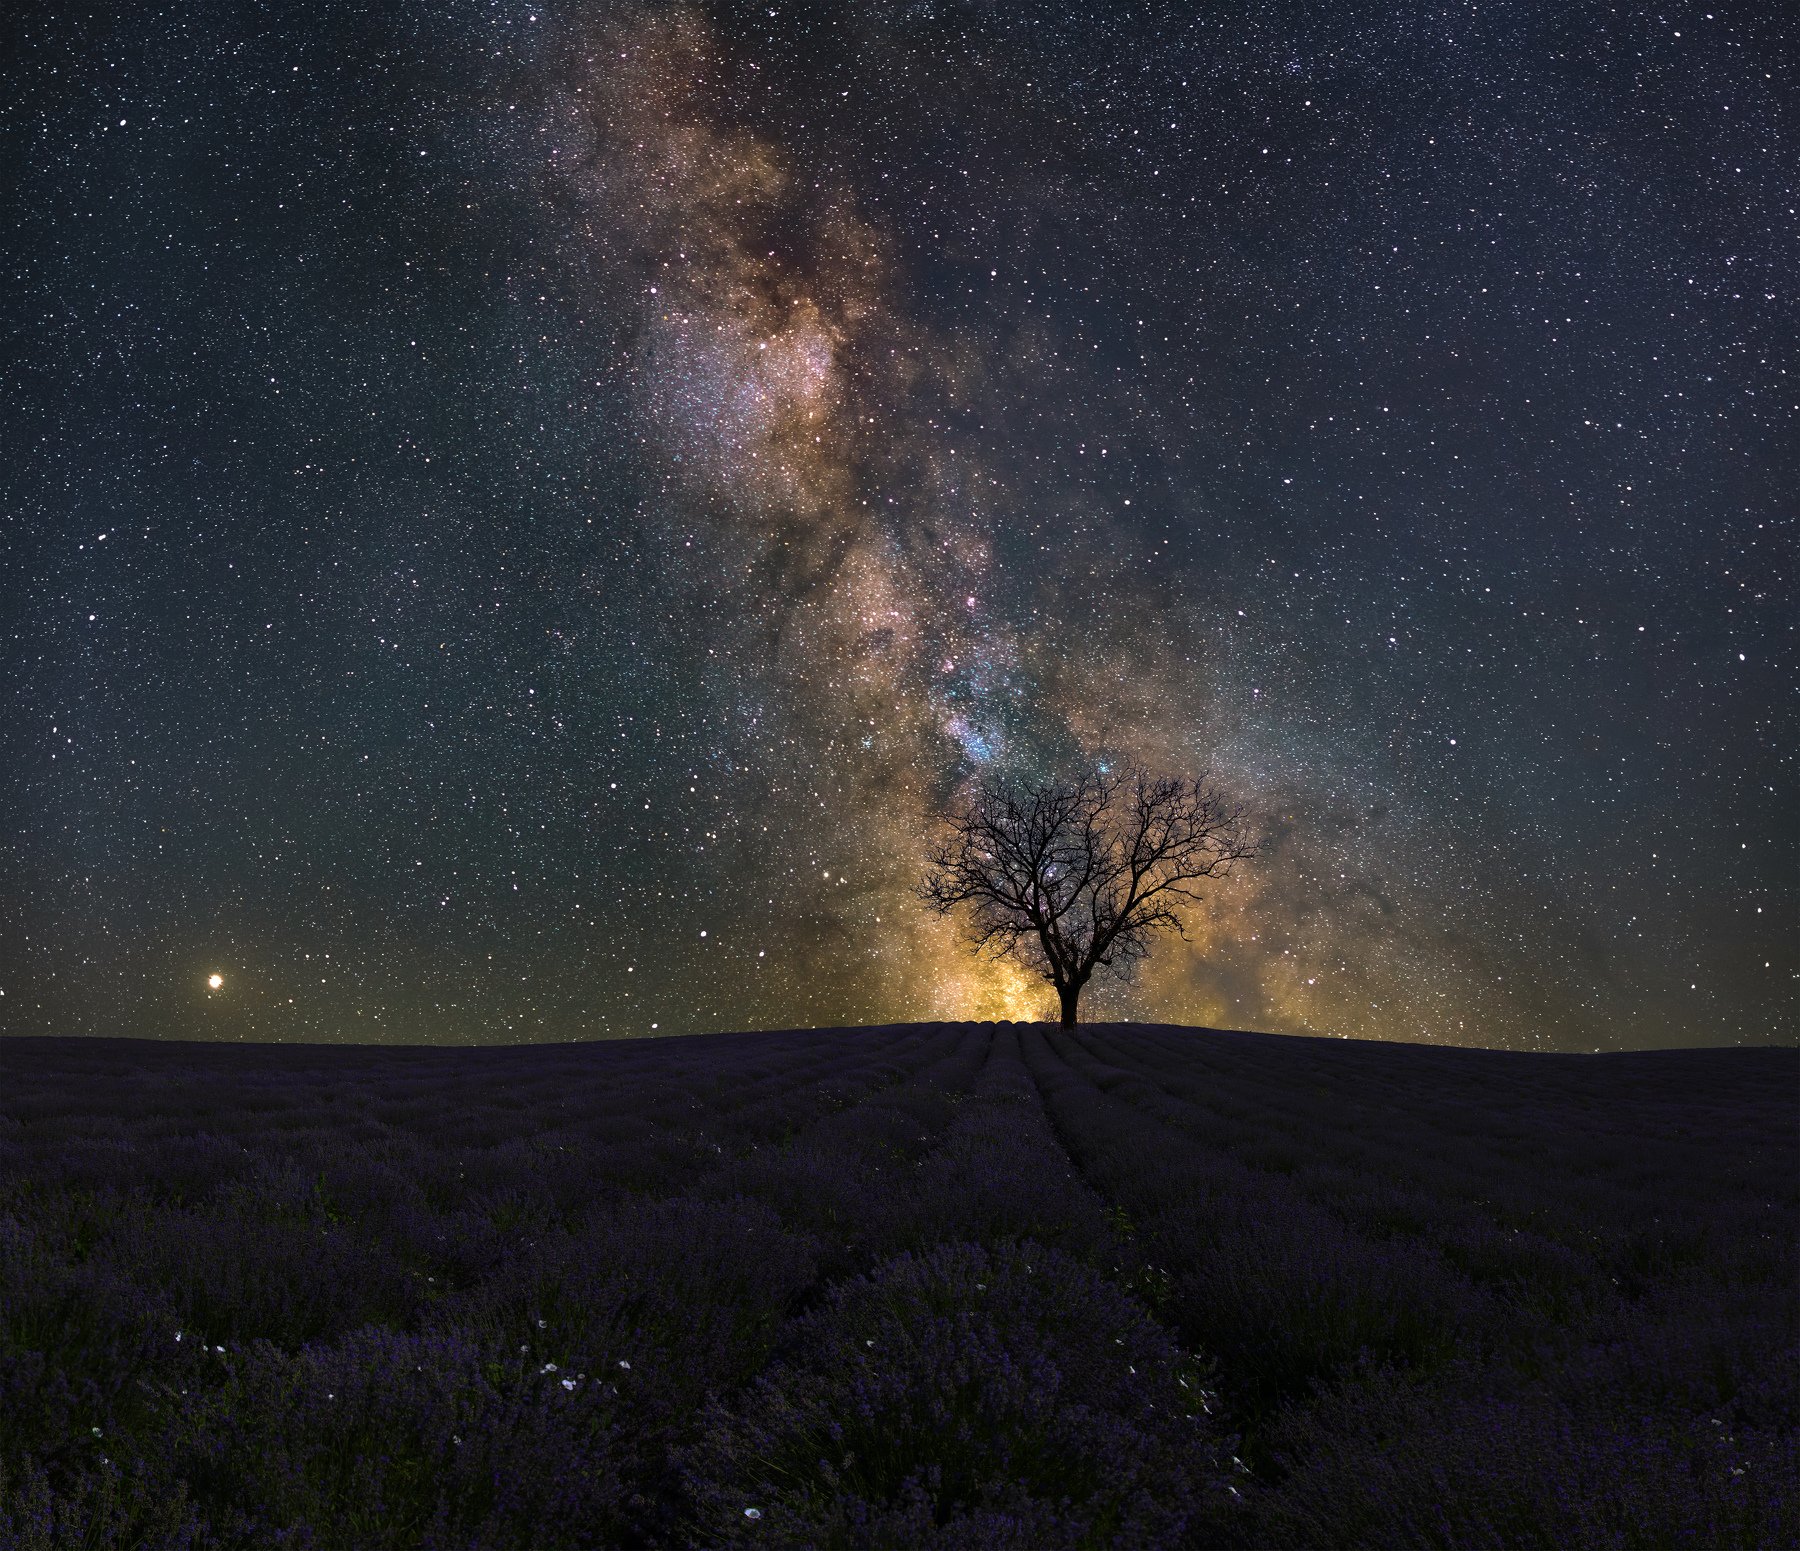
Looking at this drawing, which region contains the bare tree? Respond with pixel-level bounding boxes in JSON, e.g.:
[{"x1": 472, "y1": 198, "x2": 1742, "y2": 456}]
[{"x1": 920, "y1": 767, "x2": 1255, "y2": 1027}]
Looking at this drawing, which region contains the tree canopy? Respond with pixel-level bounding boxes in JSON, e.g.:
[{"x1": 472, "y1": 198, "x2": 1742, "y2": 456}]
[{"x1": 921, "y1": 767, "x2": 1255, "y2": 1026}]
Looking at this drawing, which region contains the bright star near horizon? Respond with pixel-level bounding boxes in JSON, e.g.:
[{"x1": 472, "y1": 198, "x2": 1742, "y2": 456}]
[{"x1": 207, "y1": 974, "x2": 223, "y2": 991}]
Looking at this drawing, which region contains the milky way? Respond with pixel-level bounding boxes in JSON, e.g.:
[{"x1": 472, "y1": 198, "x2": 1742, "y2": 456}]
[{"x1": 2, "y1": 2, "x2": 1792, "y2": 1049}]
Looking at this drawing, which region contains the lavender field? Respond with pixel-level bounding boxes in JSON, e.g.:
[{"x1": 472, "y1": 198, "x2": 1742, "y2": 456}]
[{"x1": 0, "y1": 1024, "x2": 1793, "y2": 1549}]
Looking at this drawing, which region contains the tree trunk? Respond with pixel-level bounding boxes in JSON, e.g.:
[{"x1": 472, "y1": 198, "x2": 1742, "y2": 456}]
[{"x1": 1058, "y1": 982, "x2": 1081, "y2": 1028}]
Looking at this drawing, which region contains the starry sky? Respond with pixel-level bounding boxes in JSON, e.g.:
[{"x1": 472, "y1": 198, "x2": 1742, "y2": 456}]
[{"x1": 2, "y1": 1, "x2": 1793, "y2": 1050}]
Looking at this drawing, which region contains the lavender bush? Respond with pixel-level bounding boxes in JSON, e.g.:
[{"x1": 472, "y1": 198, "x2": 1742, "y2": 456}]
[{"x1": 679, "y1": 1240, "x2": 1239, "y2": 1548}]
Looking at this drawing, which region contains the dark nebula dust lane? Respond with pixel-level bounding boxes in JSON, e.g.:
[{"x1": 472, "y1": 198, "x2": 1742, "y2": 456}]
[{"x1": 1, "y1": 2, "x2": 1793, "y2": 1049}]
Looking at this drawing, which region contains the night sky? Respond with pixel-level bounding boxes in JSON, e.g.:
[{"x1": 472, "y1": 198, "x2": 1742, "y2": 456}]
[{"x1": 2, "y1": 1, "x2": 1793, "y2": 1050}]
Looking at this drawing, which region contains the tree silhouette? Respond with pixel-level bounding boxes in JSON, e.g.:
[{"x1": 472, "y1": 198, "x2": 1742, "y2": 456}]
[{"x1": 921, "y1": 767, "x2": 1255, "y2": 1027}]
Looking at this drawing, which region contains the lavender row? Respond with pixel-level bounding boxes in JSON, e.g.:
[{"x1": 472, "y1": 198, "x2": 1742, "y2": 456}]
[
  {"x1": 1103, "y1": 1024, "x2": 1792, "y2": 1228},
  {"x1": 1022, "y1": 1026, "x2": 1797, "y2": 1548},
  {"x1": 1066, "y1": 1025, "x2": 1794, "y2": 1367},
  {"x1": 1, "y1": 1027, "x2": 978, "y2": 1545},
  {"x1": 2, "y1": 1024, "x2": 1233, "y2": 1547},
  {"x1": 671, "y1": 1025, "x2": 1244, "y2": 1547}
]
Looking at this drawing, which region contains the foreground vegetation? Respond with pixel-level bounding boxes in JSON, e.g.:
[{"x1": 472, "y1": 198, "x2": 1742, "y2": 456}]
[{"x1": 1, "y1": 1024, "x2": 1793, "y2": 1547}]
